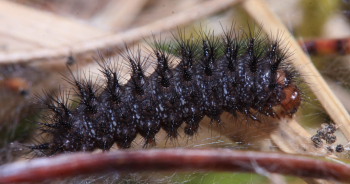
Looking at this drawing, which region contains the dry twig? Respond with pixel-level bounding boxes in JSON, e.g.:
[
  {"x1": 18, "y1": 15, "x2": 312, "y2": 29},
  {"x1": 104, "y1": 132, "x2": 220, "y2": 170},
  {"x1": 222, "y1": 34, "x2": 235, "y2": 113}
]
[
  {"x1": 242, "y1": 0, "x2": 350, "y2": 141},
  {"x1": 0, "y1": 0, "x2": 243, "y2": 64},
  {"x1": 0, "y1": 149, "x2": 349, "y2": 183}
]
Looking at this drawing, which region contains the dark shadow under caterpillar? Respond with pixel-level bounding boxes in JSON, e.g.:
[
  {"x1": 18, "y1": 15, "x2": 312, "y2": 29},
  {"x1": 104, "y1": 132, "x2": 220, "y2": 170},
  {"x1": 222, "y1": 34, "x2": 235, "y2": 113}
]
[{"x1": 31, "y1": 26, "x2": 302, "y2": 156}]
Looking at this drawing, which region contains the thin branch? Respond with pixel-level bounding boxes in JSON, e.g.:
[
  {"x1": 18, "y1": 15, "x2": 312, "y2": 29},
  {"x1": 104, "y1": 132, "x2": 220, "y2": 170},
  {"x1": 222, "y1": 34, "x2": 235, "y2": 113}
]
[
  {"x1": 91, "y1": 0, "x2": 149, "y2": 31},
  {"x1": 0, "y1": 0, "x2": 243, "y2": 64},
  {"x1": 242, "y1": 0, "x2": 350, "y2": 142},
  {"x1": 270, "y1": 120, "x2": 336, "y2": 183},
  {"x1": 1, "y1": 149, "x2": 350, "y2": 183},
  {"x1": 300, "y1": 37, "x2": 350, "y2": 56},
  {"x1": 271, "y1": 119, "x2": 328, "y2": 155}
]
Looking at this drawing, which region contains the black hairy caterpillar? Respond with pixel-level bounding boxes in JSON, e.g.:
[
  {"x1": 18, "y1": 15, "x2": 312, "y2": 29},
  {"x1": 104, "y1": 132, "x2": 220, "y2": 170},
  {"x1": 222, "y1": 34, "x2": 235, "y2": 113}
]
[{"x1": 31, "y1": 26, "x2": 302, "y2": 156}]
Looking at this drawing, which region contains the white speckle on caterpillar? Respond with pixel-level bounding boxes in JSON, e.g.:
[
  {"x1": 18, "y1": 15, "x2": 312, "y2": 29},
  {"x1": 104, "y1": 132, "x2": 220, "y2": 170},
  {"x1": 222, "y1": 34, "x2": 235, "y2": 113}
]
[{"x1": 31, "y1": 26, "x2": 302, "y2": 156}]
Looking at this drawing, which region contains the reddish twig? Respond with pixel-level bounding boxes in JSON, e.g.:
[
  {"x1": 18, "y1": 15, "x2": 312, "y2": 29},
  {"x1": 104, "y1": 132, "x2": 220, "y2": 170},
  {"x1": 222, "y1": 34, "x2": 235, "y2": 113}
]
[
  {"x1": 1, "y1": 149, "x2": 350, "y2": 183},
  {"x1": 300, "y1": 38, "x2": 350, "y2": 55}
]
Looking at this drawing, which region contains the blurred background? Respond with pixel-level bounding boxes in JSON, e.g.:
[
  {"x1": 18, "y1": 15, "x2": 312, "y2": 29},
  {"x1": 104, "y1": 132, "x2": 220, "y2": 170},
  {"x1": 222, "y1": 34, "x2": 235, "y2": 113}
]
[{"x1": 0, "y1": 0, "x2": 349, "y2": 183}]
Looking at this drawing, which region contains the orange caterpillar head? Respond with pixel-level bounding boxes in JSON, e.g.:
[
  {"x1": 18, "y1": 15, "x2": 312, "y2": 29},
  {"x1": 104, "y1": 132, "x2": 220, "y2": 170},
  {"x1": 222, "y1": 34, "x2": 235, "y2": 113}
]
[{"x1": 276, "y1": 70, "x2": 301, "y2": 117}]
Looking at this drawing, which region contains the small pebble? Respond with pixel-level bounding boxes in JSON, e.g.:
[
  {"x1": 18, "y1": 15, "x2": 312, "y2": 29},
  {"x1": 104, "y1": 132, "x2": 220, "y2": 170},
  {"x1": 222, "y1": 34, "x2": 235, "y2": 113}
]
[{"x1": 336, "y1": 144, "x2": 344, "y2": 153}]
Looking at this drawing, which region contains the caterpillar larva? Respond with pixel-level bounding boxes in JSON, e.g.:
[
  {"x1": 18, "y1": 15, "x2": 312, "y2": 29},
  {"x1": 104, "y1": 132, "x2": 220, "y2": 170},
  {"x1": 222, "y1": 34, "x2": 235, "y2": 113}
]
[{"x1": 32, "y1": 27, "x2": 302, "y2": 156}]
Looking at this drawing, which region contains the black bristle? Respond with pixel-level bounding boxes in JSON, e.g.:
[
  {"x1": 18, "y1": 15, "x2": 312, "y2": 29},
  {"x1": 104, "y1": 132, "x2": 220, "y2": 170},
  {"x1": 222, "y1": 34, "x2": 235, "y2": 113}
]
[{"x1": 32, "y1": 26, "x2": 302, "y2": 156}]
